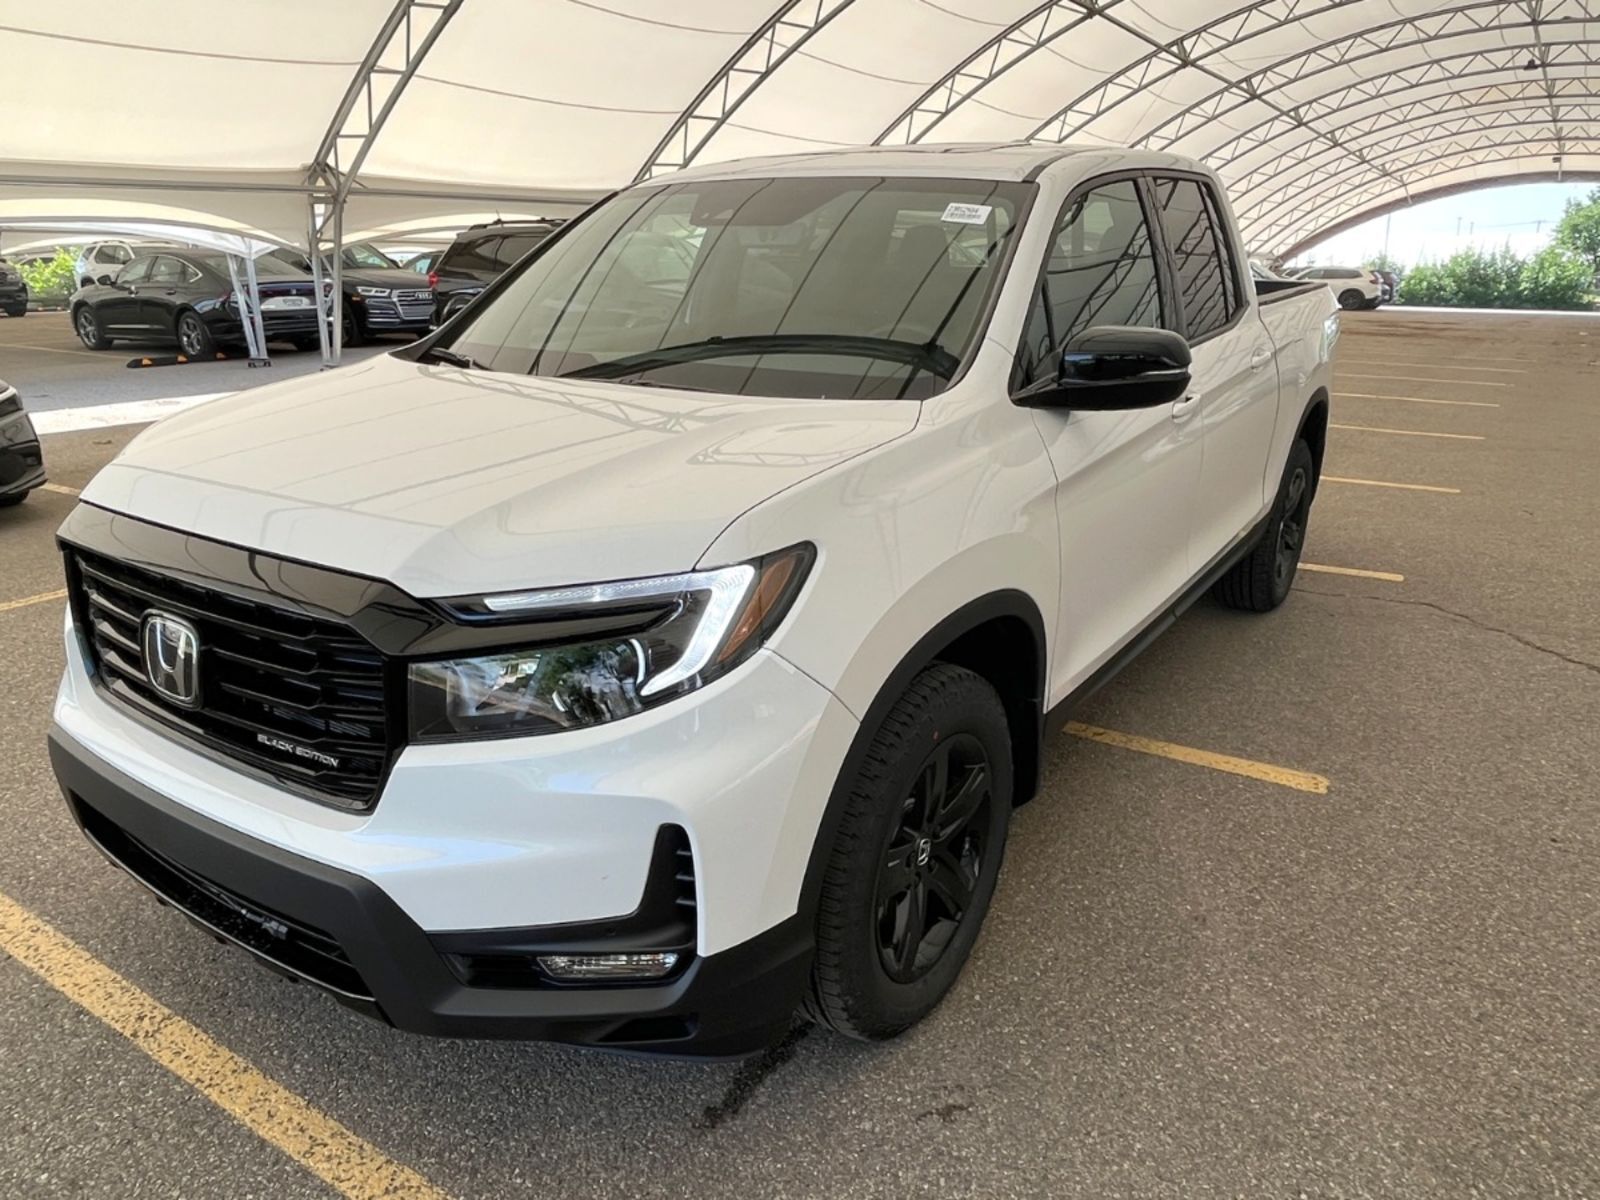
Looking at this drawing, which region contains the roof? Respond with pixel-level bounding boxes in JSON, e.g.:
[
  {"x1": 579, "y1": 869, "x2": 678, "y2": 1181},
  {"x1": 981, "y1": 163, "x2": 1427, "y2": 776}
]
[{"x1": 2, "y1": 2, "x2": 1596, "y2": 259}]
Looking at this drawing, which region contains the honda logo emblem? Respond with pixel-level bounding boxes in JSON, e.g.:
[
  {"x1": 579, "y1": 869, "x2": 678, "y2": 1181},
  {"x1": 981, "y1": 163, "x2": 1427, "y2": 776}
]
[{"x1": 140, "y1": 611, "x2": 201, "y2": 708}]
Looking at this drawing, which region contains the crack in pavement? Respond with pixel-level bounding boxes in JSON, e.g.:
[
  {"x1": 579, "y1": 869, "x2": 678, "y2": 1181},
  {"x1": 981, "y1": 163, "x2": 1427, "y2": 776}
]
[
  {"x1": 1294, "y1": 586, "x2": 1600, "y2": 678},
  {"x1": 694, "y1": 1024, "x2": 812, "y2": 1131}
]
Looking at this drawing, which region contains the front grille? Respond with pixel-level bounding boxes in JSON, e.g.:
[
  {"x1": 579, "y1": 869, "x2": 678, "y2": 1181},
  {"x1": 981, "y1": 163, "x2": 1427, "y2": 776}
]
[
  {"x1": 68, "y1": 548, "x2": 392, "y2": 810},
  {"x1": 73, "y1": 795, "x2": 372, "y2": 1000},
  {"x1": 366, "y1": 291, "x2": 432, "y2": 324}
]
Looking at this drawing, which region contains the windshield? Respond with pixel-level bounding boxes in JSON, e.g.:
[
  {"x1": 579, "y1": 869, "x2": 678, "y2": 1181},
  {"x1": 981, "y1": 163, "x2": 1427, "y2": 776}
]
[
  {"x1": 341, "y1": 242, "x2": 397, "y2": 270},
  {"x1": 441, "y1": 176, "x2": 1029, "y2": 399}
]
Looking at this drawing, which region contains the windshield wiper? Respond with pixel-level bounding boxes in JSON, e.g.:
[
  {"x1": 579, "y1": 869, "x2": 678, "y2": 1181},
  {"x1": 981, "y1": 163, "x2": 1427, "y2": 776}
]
[
  {"x1": 558, "y1": 334, "x2": 961, "y2": 384},
  {"x1": 416, "y1": 346, "x2": 483, "y2": 370}
]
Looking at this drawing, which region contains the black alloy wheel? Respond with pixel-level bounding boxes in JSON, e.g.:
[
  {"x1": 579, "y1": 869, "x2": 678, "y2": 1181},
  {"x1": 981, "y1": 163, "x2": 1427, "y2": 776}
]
[
  {"x1": 1275, "y1": 463, "x2": 1311, "y2": 592},
  {"x1": 75, "y1": 306, "x2": 109, "y2": 350},
  {"x1": 874, "y1": 733, "x2": 994, "y2": 984},
  {"x1": 1338, "y1": 288, "x2": 1365, "y2": 310},
  {"x1": 176, "y1": 311, "x2": 214, "y2": 357}
]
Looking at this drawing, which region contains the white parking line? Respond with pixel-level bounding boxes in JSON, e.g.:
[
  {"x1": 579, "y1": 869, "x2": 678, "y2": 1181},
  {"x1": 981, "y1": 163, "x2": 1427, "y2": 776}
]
[
  {"x1": 1330, "y1": 422, "x2": 1485, "y2": 441},
  {"x1": 1, "y1": 342, "x2": 106, "y2": 359},
  {"x1": 1342, "y1": 360, "x2": 1526, "y2": 374},
  {"x1": 1335, "y1": 392, "x2": 1499, "y2": 409},
  {"x1": 1336, "y1": 373, "x2": 1508, "y2": 389},
  {"x1": 1300, "y1": 563, "x2": 1404, "y2": 582},
  {"x1": 1323, "y1": 475, "x2": 1461, "y2": 494},
  {"x1": 32, "y1": 392, "x2": 231, "y2": 435}
]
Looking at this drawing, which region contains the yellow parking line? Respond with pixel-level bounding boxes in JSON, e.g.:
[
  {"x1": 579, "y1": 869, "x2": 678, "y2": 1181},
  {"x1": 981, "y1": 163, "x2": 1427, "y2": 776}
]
[
  {"x1": 0, "y1": 588, "x2": 68, "y2": 613},
  {"x1": 1331, "y1": 422, "x2": 1485, "y2": 441},
  {"x1": 41, "y1": 483, "x2": 81, "y2": 496},
  {"x1": 1300, "y1": 563, "x2": 1405, "y2": 582},
  {"x1": 1335, "y1": 391, "x2": 1499, "y2": 409},
  {"x1": 0, "y1": 891, "x2": 453, "y2": 1200},
  {"x1": 1323, "y1": 475, "x2": 1461, "y2": 494},
  {"x1": 1065, "y1": 722, "x2": 1329, "y2": 794},
  {"x1": 1336, "y1": 373, "x2": 1507, "y2": 389}
]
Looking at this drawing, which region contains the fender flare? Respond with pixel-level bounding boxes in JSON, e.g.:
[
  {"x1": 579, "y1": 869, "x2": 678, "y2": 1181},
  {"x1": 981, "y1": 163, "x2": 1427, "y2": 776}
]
[{"x1": 794, "y1": 589, "x2": 1047, "y2": 929}]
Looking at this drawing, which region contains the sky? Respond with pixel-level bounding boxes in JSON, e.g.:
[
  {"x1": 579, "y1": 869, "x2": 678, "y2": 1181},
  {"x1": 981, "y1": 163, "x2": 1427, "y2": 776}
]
[{"x1": 1286, "y1": 181, "x2": 1595, "y2": 268}]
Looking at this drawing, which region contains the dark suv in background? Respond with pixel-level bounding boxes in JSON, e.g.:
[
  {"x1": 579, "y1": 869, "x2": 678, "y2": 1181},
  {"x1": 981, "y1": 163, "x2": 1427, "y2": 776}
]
[
  {"x1": 268, "y1": 242, "x2": 434, "y2": 345},
  {"x1": 429, "y1": 219, "x2": 563, "y2": 326},
  {"x1": 0, "y1": 258, "x2": 27, "y2": 317}
]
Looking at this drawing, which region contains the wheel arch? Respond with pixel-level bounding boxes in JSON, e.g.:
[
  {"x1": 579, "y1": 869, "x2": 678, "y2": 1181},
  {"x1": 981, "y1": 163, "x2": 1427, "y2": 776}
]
[
  {"x1": 796, "y1": 590, "x2": 1047, "y2": 928},
  {"x1": 1297, "y1": 387, "x2": 1330, "y2": 497}
]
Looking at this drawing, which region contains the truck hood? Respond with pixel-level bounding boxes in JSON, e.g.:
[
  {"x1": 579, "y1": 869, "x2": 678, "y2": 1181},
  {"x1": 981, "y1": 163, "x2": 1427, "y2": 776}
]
[{"x1": 81, "y1": 354, "x2": 917, "y2": 597}]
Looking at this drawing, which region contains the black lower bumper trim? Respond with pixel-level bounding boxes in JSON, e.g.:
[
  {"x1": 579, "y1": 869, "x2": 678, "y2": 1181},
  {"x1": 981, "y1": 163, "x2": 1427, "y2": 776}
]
[{"x1": 49, "y1": 729, "x2": 813, "y2": 1057}]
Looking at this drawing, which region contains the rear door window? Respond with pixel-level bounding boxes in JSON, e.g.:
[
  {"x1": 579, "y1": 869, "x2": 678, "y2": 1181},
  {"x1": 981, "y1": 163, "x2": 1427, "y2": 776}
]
[
  {"x1": 119, "y1": 257, "x2": 153, "y2": 284},
  {"x1": 493, "y1": 234, "x2": 546, "y2": 267},
  {"x1": 1151, "y1": 177, "x2": 1240, "y2": 340},
  {"x1": 147, "y1": 257, "x2": 187, "y2": 285},
  {"x1": 444, "y1": 236, "x2": 504, "y2": 276}
]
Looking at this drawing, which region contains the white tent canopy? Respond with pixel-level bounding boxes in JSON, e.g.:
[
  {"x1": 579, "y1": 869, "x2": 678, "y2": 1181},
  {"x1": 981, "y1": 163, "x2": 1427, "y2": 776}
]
[{"x1": 4, "y1": 0, "x2": 1597, "y2": 261}]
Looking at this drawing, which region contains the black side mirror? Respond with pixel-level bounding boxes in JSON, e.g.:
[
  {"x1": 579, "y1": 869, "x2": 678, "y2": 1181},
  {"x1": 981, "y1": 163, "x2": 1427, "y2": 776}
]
[
  {"x1": 96, "y1": 274, "x2": 115, "y2": 287},
  {"x1": 1014, "y1": 325, "x2": 1192, "y2": 411}
]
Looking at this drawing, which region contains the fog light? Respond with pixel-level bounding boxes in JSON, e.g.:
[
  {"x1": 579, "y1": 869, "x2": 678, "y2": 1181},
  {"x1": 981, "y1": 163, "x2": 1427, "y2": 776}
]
[{"x1": 536, "y1": 951, "x2": 679, "y2": 981}]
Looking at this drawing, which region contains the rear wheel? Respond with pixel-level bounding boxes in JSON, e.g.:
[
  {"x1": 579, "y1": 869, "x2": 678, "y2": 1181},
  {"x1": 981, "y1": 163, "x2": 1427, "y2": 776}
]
[
  {"x1": 804, "y1": 663, "x2": 1012, "y2": 1041},
  {"x1": 1213, "y1": 438, "x2": 1315, "y2": 613},
  {"x1": 1338, "y1": 288, "x2": 1366, "y2": 310},
  {"x1": 74, "y1": 306, "x2": 110, "y2": 350},
  {"x1": 3, "y1": 304, "x2": 24, "y2": 318},
  {"x1": 175, "y1": 310, "x2": 215, "y2": 357},
  {"x1": 0, "y1": 492, "x2": 27, "y2": 508}
]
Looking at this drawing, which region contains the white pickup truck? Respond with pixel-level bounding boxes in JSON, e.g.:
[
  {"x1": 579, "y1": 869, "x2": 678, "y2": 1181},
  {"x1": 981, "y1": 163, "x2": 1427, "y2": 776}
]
[{"x1": 50, "y1": 145, "x2": 1335, "y2": 1057}]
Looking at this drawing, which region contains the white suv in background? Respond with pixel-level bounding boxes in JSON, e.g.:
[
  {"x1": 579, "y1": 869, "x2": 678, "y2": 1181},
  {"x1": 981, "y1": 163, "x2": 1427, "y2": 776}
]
[
  {"x1": 50, "y1": 145, "x2": 1335, "y2": 1057},
  {"x1": 72, "y1": 239, "x2": 170, "y2": 289},
  {"x1": 1292, "y1": 265, "x2": 1384, "y2": 310}
]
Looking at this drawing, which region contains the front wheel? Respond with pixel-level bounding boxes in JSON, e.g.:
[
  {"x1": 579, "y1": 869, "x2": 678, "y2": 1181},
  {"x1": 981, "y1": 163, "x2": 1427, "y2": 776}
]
[
  {"x1": 804, "y1": 663, "x2": 1012, "y2": 1041},
  {"x1": 341, "y1": 304, "x2": 365, "y2": 348},
  {"x1": 1213, "y1": 438, "x2": 1315, "y2": 612},
  {"x1": 3, "y1": 304, "x2": 25, "y2": 319},
  {"x1": 74, "y1": 306, "x2": 110, "y2": 350}
]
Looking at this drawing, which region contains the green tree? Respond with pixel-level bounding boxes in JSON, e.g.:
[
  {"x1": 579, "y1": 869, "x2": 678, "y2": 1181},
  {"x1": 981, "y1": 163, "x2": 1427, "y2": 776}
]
[
  {"x1": 16, "y1": 248, "x2": 77, "y2": 303},
  {"x1": 1396, "y1": 244, "x2": 1593, "y2": 311},
  {"x1": 1554, "y1": 186, "x2": 1600, "y2": 274},
  {"x1": 1519, "y1": 245, "x2": 1593, "y2": 309}
]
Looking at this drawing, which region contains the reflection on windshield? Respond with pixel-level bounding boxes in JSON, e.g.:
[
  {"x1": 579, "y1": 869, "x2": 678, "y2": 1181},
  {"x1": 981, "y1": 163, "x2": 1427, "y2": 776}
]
[{"x1": 444, "y1": 176, "x2": 1028, "y2": 399}]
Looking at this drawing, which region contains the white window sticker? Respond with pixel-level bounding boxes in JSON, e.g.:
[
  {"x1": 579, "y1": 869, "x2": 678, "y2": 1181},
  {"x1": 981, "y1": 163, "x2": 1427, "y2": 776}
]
[{"x1": 941, "y1": 202, "x2": 993, "y2": 225}]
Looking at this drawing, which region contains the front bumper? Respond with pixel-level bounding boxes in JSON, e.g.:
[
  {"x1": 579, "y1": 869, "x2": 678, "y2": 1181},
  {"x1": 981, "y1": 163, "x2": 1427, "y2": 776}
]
[
  {"x1": 51, "y1": 730, "x2": 811, "y2": 1055},
  {"x1": 0, "y1": 406, "x2": 45, "y2": 497}
]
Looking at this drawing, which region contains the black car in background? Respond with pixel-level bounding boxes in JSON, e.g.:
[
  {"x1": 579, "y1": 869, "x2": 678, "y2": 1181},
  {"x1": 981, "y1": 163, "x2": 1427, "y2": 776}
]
[
  {"x1": 71, "y1": 248, "x2": 320, "y2": 354},
  {"x1": 266, "y1": 241, "x2": 433, "y2": 345},
  {"x1": 0, "y1": 379, "x2": 45, "y2": 507},
  {"x1": 429, "y1": 219, "x2": 563, "y2": 325},
  {"x1": 0, "y1": 258, "x2": 27, "y2": 317}
]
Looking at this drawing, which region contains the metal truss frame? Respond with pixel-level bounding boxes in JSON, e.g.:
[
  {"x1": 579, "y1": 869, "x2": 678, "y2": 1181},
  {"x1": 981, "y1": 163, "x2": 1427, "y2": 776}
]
[
  {"x1": 1231, "y1": 96, "x2": 1600, "y2": 223},
  {"x1": 305, "y1": 0, "x2": 465, "y2": 365},
  {"x1": 634, "y1": 0, "x2": 856, "y2": 182},
  {"x1": 1250, "y1": 136, "x2": 1600, "y2": 252}
]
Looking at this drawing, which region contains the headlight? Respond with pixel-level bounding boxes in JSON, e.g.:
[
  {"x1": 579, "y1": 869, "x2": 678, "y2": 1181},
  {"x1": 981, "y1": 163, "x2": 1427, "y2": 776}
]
[
  {"x1": 355, "y1": 286, "x2": 392, "y2": 297},
  {"x1": 407, "y1": 544, "x2": 813, "y2": 742}
]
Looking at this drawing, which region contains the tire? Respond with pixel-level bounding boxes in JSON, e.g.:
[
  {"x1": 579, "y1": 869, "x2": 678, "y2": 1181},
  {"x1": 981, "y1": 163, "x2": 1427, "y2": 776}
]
[
  {"x1": 341, "y1": 304, "x2": 365, "y2": 348},
  {"x1": 1212, "y1": 438, "x2": 1316, "y2": 613},
  {"x1": 1362, "y1": 297, "x2": 1382, "y2": 310},
  {"x1": 0, "y1": 492, "x2": 26, "y2": 508},
  {"x1": 3, "y1": 304, "x2": 24, "y2": 319},
  {"x1": 175, "y1": 310, "x2": 215, "y2": 357},
  {"x1": 804, "y1": 662, "x2": 1013, "y2": 1041},
  {"x1": 290, "y1": 335, "x2": 321, "y2": 353},
  {"x1": 1338, "y1": 288, "x2": 1366, "y2": 310},
  {"x1": 73, "y1": 305, "x2": 111, "y2": 350}
]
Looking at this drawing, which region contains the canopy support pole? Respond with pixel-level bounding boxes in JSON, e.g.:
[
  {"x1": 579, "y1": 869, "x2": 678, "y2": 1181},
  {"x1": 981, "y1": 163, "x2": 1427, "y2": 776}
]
[
  {"x1": 223, "y1": 255, "x2": 263, "y2": 363},
  {"x1": 241, "y1": 252, "x2": 270, "y2": 367},
  {"x1": 307, "y1": 200, "x2": 333, "y2": 367}
]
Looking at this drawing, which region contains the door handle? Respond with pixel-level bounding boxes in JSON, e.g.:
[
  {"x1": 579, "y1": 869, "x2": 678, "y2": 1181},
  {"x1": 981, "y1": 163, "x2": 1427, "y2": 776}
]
[
  {"x1": 162, "y1": 289, "x2": 178, "y2": 296},
  {"x1": 1170, "y1": 393, "x2": 1201, "y2": 423},
  {"x1": 1250, "y1": 345, "x2": 1273, "y2": 371},
  {"x1": 126, "y1": 286, "x2": 138, "y2": 295}
]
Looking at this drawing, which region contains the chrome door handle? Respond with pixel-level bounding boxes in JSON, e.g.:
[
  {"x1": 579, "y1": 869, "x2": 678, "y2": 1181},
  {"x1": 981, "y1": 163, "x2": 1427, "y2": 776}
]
[
  {"x1": 1250, "y1": 345, "x2": 1273, "y2": 371},
  {"x1": 1170, "y1": 393, "x2": 1201, "y2": 423}
]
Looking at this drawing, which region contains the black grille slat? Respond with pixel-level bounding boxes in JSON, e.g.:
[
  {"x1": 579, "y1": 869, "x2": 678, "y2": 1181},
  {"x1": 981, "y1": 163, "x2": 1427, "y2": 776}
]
[{"x1": 70, "y1": 549, "x2": 391, "y2": 810}]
